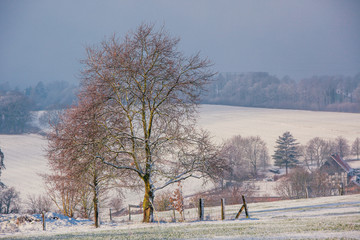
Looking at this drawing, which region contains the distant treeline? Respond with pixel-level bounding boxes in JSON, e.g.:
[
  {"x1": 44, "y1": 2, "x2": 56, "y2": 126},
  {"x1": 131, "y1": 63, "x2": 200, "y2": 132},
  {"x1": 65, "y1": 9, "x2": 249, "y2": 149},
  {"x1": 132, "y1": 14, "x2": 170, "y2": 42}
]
[
  {"x1": 0, "y1": 81, "x2": 77, "y2": 134},
  {"x1": 202, "y1": 72, "x2": 360, "y2": 112},
  {"x1": 1, "y1": 72, "x2": 360, "y2": 134}
]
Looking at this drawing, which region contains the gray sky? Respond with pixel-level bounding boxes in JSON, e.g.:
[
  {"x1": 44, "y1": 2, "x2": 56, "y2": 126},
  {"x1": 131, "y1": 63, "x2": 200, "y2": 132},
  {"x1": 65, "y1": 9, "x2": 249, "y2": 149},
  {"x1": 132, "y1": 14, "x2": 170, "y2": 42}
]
[{"x1": 1, "y1": 0, "x2": 359, "y2": 87}]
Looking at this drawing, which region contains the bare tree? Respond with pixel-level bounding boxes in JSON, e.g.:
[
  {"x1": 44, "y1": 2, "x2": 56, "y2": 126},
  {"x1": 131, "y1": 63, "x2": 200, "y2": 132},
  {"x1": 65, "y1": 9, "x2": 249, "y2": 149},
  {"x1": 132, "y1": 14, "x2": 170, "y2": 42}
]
[
  {"x1": 43, "y1": 172, "x2": 79, "y2": 218},
  {"x1": 220, "y1": 135, "x2": 250, "y2": 185},
  {"x1": 109, "y1": 193, "x2": 123, "y2": 213},
  {"x1": 60, "y1": 23, "x2": 220, "y2": 223},
  {"x1": 39, "y1": 110, "x2": 63, "y2": 129},
  {"x1": 331, "y1": 136, "x2": 350, "y2": 158},
  {"x1": 46, "y1": 83, "x2": 116, "y2": 227},
  {"x1": 219, "y1": 135, "x2": 269, "y2": 187},
  {"x1": 242, "y1": 136, "x2": 269, "y2": 177},
  {"x1": 302, "y1": 137, "x2": 332, "y2": 170},
  {"x1": 351, "y1": 137, "x2": 360, "y2": 160},
  {"x1": 26, "y1": 194, "x2": 53, "y2": 214},
  {"x1": 0, "y1": 187, "x2": 20, "y2": 214}
]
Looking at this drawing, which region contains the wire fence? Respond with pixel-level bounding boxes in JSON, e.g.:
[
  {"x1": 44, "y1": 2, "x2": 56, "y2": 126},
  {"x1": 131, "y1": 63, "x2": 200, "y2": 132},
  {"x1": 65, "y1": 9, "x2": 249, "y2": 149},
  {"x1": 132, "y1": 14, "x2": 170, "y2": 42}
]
[{"x1": 108, "y1": 196, "x2": 255, "y2": 223}]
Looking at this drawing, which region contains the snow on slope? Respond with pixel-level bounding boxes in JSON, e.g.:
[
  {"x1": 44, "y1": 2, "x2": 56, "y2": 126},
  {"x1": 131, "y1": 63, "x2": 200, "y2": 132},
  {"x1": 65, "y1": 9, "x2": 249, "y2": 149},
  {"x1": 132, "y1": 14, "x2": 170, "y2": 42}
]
[
  {"x1": 1, "y1": 194, "x2": 359, "y2": 239},
  {"x1": 0, "y1": 134, "x2": 48, "y2": 199},
  {"x1": 198, "y1": 104, "x2": 360, "y2": 151},
  {"x1": 1, "y1": 105, "x2": 360, "y2": 205}
]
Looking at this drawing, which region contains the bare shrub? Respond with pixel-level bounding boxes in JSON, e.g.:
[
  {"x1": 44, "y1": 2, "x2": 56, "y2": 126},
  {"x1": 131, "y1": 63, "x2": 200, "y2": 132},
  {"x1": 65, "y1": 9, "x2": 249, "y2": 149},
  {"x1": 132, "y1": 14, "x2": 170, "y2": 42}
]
[
  {"x1": 275, "y1": 167, "x2": 310, "y2": 199},
  {"x1": 309, "y1": 170, "x2": 332, "y2": 197},
  {"x1": 276, "y1": 167, "x2": 333, "y2": 199},
  {"x1": 39, "y1": 110, "x2": 63, "y2": 128},
  {"x1": 26, "y1": 194, "x2": 53, "y2": 214},
  {"x1": 170, "y1": 182, "x2": 185, "y2": 221},
  {"x1": 154, "y1": 191, "x2": 171, "y2": 212},
  {"x1": 109, "y1": 197, "x2": 123, "y2": 213}
]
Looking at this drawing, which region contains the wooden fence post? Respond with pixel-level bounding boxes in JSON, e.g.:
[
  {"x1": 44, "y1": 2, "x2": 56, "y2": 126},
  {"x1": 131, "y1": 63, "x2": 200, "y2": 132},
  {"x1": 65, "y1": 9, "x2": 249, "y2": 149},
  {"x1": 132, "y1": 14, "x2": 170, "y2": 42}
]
[
  {"x1": 339, "y1": 183, "x2": 344, "y2": 195},
  {"x1": 235, "y1": 195, "x2": 249, "y2": 219},
  {"x1": 221, "y1": 198, "x2": 225, "y2": 220},
  {"x1": 172, "y1": 207, "x2": 176, "y2": 222},
  {"x1": 42, "y1": 211, "x2": 46, "y2": 231},
  {"x1": 128, "y1": 205, "x2": 131, "y2": 221},
  {"x1": 198, "y1": 198, "x2": 204, "y2": 221},
  {"x1": 242, "y1": 195, "x2": 249, "y2": 218}
]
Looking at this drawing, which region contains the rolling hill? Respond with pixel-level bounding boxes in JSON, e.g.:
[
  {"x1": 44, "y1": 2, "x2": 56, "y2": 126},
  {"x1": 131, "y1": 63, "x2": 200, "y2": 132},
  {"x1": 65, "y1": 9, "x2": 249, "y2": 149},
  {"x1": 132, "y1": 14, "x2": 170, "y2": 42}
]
[{"x1": 1, "y1": 105, "x2": 360, "y2": 204}]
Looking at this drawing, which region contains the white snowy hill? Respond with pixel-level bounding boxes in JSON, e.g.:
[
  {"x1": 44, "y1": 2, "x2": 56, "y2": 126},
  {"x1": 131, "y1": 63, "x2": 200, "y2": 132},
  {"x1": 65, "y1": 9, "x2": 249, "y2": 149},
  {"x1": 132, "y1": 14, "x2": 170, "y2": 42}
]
[
  {"x1": 1, "y1": 105, "x2": 360, "y2": 203},
  {"x1": 198, "y1": 104, "x2": 360, "y2": 150},
  {"x1": 0, "y1": 134, "x2": 48, "y2": 198}
]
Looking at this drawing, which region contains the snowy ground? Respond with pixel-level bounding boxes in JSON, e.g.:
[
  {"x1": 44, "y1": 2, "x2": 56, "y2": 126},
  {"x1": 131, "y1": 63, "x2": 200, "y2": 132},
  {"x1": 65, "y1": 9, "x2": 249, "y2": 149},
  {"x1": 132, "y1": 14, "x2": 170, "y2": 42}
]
[
  {"x1": 198, "y1": 104, "x2": 360, "y2": 150},
  {"x1": 1, "y1": 194, "x2": 359, "y2": 239},
  {"x1": 0, "y1": 134, "x2": 48, "y2": 199},
  {"x1": 1, "y1": 105, "x2": 360, "y2": 207}
]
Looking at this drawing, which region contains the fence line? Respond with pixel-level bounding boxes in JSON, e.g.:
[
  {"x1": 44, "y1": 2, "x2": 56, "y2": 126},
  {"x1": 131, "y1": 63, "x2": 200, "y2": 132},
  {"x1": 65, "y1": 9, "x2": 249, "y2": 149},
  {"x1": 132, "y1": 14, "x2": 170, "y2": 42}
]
[{"x1": 111, "y1": 196, "x2": 251, "y2": 223}]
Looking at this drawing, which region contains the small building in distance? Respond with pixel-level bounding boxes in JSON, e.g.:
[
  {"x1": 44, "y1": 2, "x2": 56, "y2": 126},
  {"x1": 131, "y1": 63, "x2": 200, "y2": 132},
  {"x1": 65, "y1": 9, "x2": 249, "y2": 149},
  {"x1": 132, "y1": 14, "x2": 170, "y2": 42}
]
[{"x1": 320, "y1": 153, "x2": 360, "y2": 194}]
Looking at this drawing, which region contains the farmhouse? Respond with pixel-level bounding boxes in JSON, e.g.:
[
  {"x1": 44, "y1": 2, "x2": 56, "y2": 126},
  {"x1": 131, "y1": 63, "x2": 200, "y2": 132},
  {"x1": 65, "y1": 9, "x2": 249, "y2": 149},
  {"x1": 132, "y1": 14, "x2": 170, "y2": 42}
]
[{"x1": 320, "y1": 153, "x2": 360, "y2": 193}]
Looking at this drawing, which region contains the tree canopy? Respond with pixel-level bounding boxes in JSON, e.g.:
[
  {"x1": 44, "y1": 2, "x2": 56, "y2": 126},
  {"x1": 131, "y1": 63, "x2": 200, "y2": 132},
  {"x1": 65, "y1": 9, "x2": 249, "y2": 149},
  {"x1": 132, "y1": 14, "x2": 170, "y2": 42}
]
[
  {"x1": 47, "y1": 23, "x2": 221, "y2": 223},
  {"x1": 272, "y1": 131, "x2": 300, "y2": 175}
]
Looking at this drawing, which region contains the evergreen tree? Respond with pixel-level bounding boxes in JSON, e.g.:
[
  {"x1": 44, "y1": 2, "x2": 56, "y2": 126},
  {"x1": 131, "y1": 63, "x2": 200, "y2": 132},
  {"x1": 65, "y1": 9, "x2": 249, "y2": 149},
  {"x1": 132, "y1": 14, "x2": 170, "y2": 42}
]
[{"x1": 272, "y1": 131, "x2": 300, "y2": 175}]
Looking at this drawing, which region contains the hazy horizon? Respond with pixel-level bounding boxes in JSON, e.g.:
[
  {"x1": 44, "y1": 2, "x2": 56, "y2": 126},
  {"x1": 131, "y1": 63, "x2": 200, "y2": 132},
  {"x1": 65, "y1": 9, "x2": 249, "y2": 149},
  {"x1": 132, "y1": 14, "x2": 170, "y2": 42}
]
[{"x1": 1, "y1": 0, "x2": 360, "y2": 88}]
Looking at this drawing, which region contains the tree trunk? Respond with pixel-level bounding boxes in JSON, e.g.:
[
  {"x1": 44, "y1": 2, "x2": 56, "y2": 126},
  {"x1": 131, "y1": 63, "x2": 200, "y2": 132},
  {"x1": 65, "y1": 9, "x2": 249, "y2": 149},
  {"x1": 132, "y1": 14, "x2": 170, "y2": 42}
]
[
  {"x1": 143, "y1": 179, "x2": 154, "y2": 223},
  {"x1": 93, "y1": 193, "x2": 99, "y2": 228},
  {"x1": 93, "y1": 174, "x2": 99, "y2": 228}
]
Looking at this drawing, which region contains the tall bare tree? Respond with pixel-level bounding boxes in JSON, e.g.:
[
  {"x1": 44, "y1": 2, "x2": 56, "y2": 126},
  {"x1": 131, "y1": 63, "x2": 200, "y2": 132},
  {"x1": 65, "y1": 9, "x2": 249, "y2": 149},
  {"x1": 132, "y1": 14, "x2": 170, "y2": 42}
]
[
  {"x1": 77, "y1": 23, "x2": 220, "y2": 222},
  {"x1": 46, "y1": 83, "x2": 115, "y2": 227},
  {"x1": 220, "y1": 135, "x2": 249, "y2": 184},
  {"x1": 302, "y1": 137, "x2": 332, "y2": 170},
  {"x1": 242, "y1": 136, "x2": 269, "y2": 177},
  {"x1": 331, "y1": 136, "x2": 350, "y2": 158},
  {"x1": 351, "y1": 137, "x2": 360, "y2": 160},
  {"x1": 220, "y1": 135, "x2": 269, "y2": 184}
]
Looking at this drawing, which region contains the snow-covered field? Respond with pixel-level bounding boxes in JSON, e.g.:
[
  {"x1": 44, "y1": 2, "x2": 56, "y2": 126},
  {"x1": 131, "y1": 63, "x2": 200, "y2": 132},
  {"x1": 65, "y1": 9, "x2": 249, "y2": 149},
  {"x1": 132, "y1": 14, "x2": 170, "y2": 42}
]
[
  {"x1": 0, "y1": 134, "x2": 48, "y2": 198},
  {"x1": 1, "y1": 105, "x2": 360, "y2": 238},
  {"x1": 1, "y1": 194, "x2": 359, "y2": 239},
  {"x1": 1, "y1": 105, "x2": 360, "y2": 204},
  {"x1": 198, "y1": 104, "x2": 360, "y2": 150}
]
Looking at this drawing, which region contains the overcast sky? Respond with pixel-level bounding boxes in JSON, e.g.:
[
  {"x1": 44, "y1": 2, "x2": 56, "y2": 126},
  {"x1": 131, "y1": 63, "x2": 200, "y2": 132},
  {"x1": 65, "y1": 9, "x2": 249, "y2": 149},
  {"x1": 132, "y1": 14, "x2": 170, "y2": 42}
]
[{"x1": 1, "y1": 0, "x2": 359, "y2": 87}]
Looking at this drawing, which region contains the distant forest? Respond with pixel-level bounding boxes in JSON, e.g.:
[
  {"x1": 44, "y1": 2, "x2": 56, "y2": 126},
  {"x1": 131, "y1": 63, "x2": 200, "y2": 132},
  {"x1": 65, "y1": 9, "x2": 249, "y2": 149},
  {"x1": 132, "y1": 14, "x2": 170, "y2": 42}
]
[
  {"x1": 202, "y1": 72, "x2": 360, "y2": 113},
  {"x1": 1, "y1": 72, "x2": 360, "y2": 134},
  {"x1": 0, "y1": 81, "x2": 77, "y2": 134}
]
